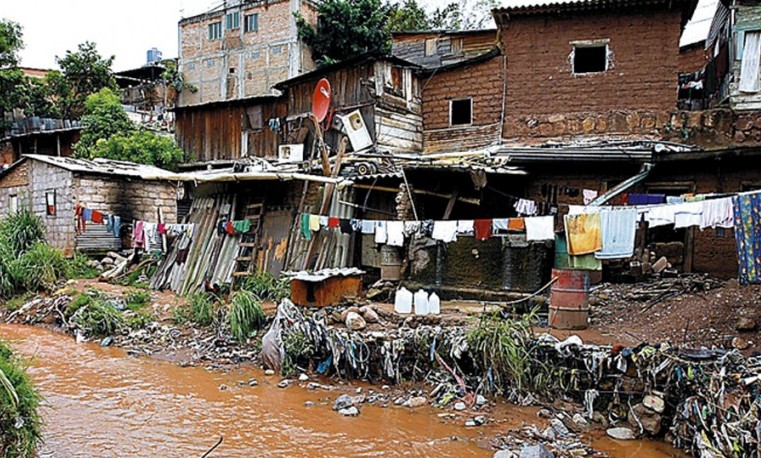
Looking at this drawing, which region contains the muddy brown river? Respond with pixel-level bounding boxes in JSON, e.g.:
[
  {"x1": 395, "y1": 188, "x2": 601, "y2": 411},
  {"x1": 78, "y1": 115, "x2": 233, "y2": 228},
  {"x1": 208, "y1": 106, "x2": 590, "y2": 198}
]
[{"x1": 1, "y1": 325, "x2": 684, "y2": 457}]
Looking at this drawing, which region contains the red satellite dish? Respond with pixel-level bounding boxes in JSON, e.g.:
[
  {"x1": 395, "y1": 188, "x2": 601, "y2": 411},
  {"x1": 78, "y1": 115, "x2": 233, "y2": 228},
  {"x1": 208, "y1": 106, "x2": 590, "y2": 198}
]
[{"x1": 312, "y1": 78, "x2": 331, "y2": 123}]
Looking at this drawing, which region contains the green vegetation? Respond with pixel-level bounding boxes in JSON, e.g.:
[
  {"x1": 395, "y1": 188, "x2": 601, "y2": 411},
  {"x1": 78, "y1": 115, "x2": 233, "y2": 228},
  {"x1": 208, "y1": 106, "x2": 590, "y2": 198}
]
[
  {"x1": 238, "y1": 272, "x2": 290, "y2": 303},
  {"x1": 65, "y1": 290, "x2": 125, "y2": 338},
  {"x1": 72, "y1": 88, "x2": 183, "y2": 169},
  {"x1": 125, "y1": 290, "x2": 150, "y2": 311},
  {"x1": 0, "y1": 341, "x2": 41, "y2": 458},
  {"x1": 172, "y1": 292, "x2": 217, "y2": 327},
  {"x1": 229, "y1": 291, "x2": 265, "y2": 343},
  {"x1": 64, "y1": 253, "x2": 100, "y2": 280},
  {"x1": 467, "y1": 311, "x2": 551, "y2": 397}
]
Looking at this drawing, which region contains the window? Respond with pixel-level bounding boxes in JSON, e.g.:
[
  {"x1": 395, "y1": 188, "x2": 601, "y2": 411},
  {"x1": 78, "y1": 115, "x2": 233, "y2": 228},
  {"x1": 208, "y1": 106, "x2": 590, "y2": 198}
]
[
  {"x1": 245, "y1": 13, "x2": 259, "y2": 33},
  {"x1": 9, "y1": 195, "x2": 17, "y2": 214},
  {"x1": 229, "y1": 67, "x2": 236, "y2": 74},
  {"x1": 45, "y1": 191, "x2": 56, "y2": 216},
  {"x1": 271, "y1": 45, "x2": 283, "y2": 55},
  {"x1": 208, "y1": 21, "x2": 222, "y2": 40},
  {"x1": 186, "y1": 63, "x2": 196, "y2": 71},
  {"x1": 424, "y1": 38, "x2": 437, "y2": 57},
  {"x1": 205, "y1": 58, "x2": 216, "y2": 68},
  {"x1": 450, "y1": 98, "x2": 472, "y2": 126},
  {"x1": 573, "y1": 44, "x2": 608, "y2": 74},
  {"x1": 250, "y1": 51, "x2": 261, "y2": 60},
  {"x1": 226, "y1": 12, "x2": 240, "y2": 30}
]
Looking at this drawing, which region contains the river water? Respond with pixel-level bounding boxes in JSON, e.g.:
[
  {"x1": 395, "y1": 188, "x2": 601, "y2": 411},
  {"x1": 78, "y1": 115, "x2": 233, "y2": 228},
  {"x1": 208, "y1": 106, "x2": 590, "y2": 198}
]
[{"x1": 1, "y1": 325, "x2": 684, "y2": 457}]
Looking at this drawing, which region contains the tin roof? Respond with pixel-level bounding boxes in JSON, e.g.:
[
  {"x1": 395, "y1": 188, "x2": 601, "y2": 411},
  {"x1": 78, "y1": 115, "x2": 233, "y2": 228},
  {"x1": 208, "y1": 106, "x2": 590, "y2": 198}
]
[
  {"x1": 19, "y1": 155, "x2": 184, "y2": 181},
  {"x1": 494, "y1": 0, "x2": 697, "y2": 19}
]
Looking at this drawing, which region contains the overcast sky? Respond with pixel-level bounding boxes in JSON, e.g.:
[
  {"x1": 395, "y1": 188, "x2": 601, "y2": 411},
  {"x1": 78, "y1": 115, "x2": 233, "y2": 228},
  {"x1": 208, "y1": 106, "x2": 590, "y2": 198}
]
[{"x1": 4, "y1": 0, "x2": 709, "y2": 72}]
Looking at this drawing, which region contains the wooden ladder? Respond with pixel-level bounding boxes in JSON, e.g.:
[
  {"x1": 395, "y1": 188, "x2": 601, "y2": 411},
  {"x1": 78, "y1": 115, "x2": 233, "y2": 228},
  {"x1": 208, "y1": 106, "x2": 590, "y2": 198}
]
[{"x1": 232, "y1": 200, "x2": 265, "y2": 281}]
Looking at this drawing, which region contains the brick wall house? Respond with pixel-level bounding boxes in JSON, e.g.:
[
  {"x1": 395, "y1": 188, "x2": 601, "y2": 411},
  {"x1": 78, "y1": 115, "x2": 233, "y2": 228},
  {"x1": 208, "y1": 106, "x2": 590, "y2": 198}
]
[
  {"x1": 419, "y1": 0, "x2": 698, "y2": 152},
  {"x1": 178, "y1": 0, "x2": 318, "y2": 107},
  {"x1": 0, "y1": 155, "x2": 178, "y2": 256}
]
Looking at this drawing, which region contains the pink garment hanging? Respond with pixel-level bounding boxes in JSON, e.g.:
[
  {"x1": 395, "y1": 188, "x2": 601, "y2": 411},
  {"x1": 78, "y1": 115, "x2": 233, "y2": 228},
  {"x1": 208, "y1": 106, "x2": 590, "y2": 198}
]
[{"x1": 133, "y1": 221, "x2": 145, "y2": 248}]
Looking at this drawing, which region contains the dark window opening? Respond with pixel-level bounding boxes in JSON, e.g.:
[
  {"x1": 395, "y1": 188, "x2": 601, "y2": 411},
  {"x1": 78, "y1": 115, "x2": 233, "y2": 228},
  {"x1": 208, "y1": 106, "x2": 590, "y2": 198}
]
[
  {"x1": 229, "y1": 67, "x2": 235, "y2": 74},
  {"x1": 450, "y1": 98, "x2": 472, "y2": 126},
  {"x1": 573, "y1": 45, "x2": 607, "y2": 73}
]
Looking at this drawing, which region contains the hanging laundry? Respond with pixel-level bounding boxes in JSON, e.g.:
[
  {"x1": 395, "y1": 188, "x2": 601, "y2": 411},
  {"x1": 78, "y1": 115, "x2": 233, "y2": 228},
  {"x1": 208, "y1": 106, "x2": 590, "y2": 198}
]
[
  {"x1": 91, "y1": 210, "x2": 104, "y2": 224},
  {"x1": 386, "y1": 221, "x2": 405, "y2": 247},
  {"x1": 507, "y1": 218, "x2": 525, "y2": 232},
  {"x1": 319, "y1": 216, "x2": 329, "y2": 227},
  {"x1": 627, "y1": 193, "x2": 666, "y2": 205},
  {"x1": 583, "y1": 189, "x2": 598, "y2": 205},
  {"x1": 473, "y1": 219, "x2": 492, "y2": 241},
  {"x1": 404, "y1": 221, "x2": 421, "y2": 235},
  {"x1": 432, "y1": 221, "x2": 458, "y2": 243},
  {"x1": 595, "y1": 209, "x2": 637, "y2": 259},
  {"x1": 673, "y1": 202, "x2": 703, "y2": 229},
  {"x1": 456, "y1": 220, "x2": 474, "y2": 235},
  {"x1": 375, "y1": 221, "x2": 388, "y2": 244},
  {"x1": 564, "y1": 213, "x2": 602, "y2": 255},
  {"x1": 513, "y1": 198, "x2": 538, "y2": 216},
  {"x1": 525, "y1": 216, "x2": 555, "y2": 241},
  {"x1": 568, "y1": 205, "x2": 602, "y2": 215},
  {"x1": 133, "y1": 221, "x2": 145, "y2": 249},
  {"x1": 75, "y1": 205, "x2": 86, "y2": 233},
  {"x1": 645, "y1": 205, "x2": 679, "y2": 228},
  {"x1": 233, "y1": 220, "x2": 251, "y2": 233},
  {"x1": 144, "y1": 223, "x2": 159, "y2": 251},
  {"x1": 361, "y1": 220, "x2": 375, "y2": 234},
  {"x1": 82, "y1": 208, "x2": 93, "y2": 222},
  {"x1": 225, "y1": 221, "x2": 234, "y2": 235},
  {"x1": 350, "y1": 219, "x2": 362, "y2": 232},
  {"x1": 700, "y1": 197, "x2": 734, "y2": 229},
  {"x1": 554, "y1": 234, "x2": 602, "y2": 271},
  {"x1": 309, "y1": 214, "x2": 321, "y2": 232},
  {"x1": 328, "y1": 217, "x2": 340, "y2": 228},
  {"x1": 418, "y1": 220, "x2": 434, "y2": 238},
  {"x1": 111, "y1": 216, "x2": 121, "y2": 237},
  {"x1": 667, "y1": 196, "x2": 685, "y2": 204},
  {"x1": 492, "y1": 218, "x2": 509, "y2": 232},
  {"x1": 732, "y1": 193, "x2": 761, "y2": 285},
  {"x1": 339, "y1": 219, "x2": 352, "y2": 234},
  {"x1": 301, "y1": 214, "x2": 312, "y2": 241}
]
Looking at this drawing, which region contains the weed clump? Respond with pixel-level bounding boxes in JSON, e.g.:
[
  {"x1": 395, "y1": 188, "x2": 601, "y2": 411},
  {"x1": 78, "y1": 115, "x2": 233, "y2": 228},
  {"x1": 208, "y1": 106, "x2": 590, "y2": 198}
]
[{"x1": 0, "y1": 341, "x2": 41, "y2": 458}]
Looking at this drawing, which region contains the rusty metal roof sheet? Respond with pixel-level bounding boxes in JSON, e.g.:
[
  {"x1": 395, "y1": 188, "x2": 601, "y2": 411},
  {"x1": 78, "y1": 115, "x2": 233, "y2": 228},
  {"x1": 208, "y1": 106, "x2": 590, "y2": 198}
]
[{"x1": 21, "y1": 154, "x2": 183, "y2": 181}]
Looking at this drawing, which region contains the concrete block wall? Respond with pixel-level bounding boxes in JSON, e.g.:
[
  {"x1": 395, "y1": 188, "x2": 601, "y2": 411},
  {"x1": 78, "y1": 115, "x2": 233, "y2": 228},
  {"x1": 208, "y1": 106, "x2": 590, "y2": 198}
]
[
  {"x1": 29, "y1": 161, "x2": 76, "y2": 256},
  {"x1": 74, "y1": 175, "x2": 178, "y2": 225}
]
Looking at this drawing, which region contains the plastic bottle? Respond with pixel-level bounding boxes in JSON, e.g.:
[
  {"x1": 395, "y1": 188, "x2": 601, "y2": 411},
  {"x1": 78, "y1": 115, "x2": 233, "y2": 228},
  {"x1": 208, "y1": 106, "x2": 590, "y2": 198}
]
[
  {"x1": 394, "y1": 287, "x2": 413, "y2": 314},
  {"x1": 428, "y1": 292, "x2": 440, "y2": 315},
  {"x1": 414, "y1": 289, "x2": 429, "y2": 316}
]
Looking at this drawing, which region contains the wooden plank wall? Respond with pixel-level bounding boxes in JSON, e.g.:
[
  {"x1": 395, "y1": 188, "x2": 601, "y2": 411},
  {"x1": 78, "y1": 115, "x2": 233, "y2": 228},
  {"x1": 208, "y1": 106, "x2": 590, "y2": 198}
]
[{"x1": 175, "y1": 100, "x2": 286, "y2": 161}]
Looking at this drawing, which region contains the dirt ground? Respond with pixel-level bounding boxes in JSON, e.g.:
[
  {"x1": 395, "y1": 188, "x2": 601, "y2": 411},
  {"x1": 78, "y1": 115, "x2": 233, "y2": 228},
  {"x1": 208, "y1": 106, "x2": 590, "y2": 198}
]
[{"x1": 588, "y1": 276, "x2": 761, "y2": 352}]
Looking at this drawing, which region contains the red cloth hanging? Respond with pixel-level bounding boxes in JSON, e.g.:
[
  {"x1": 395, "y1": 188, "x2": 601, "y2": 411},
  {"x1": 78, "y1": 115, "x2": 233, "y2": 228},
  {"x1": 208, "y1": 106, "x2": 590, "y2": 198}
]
[
  {"x1": 328, "y1": 217, "x2": 340, "y2": 228},
  {"x1": 91, "y1": 210, "x2": 104, "y2": 224},
  {"x1": 474, "y1": 219, "x2": 493, "y2": 241}
]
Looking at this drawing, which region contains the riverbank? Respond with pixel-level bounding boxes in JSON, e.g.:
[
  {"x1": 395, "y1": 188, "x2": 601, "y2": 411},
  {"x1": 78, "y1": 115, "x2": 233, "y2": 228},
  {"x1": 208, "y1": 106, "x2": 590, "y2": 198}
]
[
  {"x1": 0, "y1": 324, "x2": 686, "y2": 458},
  {"x1": 2, "y1": 277, "x2": 760, "y2": 457}
]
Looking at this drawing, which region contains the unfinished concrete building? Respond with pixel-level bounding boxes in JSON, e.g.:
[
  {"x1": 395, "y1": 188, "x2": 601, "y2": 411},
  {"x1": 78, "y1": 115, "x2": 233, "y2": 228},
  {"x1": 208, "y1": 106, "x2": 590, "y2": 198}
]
[{"x1": 177, "y1": 0, "x2": 318, "y2": 107}]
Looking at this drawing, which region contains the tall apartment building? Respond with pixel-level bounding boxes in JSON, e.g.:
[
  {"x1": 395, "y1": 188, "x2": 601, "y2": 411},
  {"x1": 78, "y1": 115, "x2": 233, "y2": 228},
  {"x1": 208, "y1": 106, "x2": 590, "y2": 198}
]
[{"x1": 177, "y1": 0, "x2": 318, "y2": 107}]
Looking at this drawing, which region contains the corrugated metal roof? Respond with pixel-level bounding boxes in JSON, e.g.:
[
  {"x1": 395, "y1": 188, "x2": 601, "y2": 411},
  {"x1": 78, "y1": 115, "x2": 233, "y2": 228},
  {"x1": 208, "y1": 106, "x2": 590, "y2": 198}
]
[
  {"x1": 22, "y1": 154, "x2": 182, "y2": 181},
  {"x1": 495, "y1": 0, "x2": 696, "y2": 16},
  {"x1": 680, "y1": 0, "x2": 719, "y2": 47}
]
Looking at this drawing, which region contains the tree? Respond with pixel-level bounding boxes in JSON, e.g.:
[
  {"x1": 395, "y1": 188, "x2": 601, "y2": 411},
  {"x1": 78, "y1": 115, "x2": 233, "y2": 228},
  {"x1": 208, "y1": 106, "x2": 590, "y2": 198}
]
[
  {"x1": 73, "y1": 88, "x2": 183, "y2": 170},
  {"x1": 295, "y1": 0, "x2": 393, "y2": 66},
  {"x1": 387, "y1": 0, "x2": 429, "y2": 32},
  {"x1": 86, "y1": 129, "x2": 184, "y2": 171},
  {"x1": 51, "y1": 42, "x2": 117, "y2": 120},
  {"x1": 73, "y1": 88, "x2": 133, "y2": 157},
  {"x1": 0, "y1": 19, "x2": 26, "y2": 126}
]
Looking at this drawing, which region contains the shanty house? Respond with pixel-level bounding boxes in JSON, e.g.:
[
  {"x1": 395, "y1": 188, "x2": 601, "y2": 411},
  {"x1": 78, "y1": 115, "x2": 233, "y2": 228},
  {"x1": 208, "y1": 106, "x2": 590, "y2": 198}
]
[{"x1": 0, "y1": 155, "x2": 180, "y2": 256}]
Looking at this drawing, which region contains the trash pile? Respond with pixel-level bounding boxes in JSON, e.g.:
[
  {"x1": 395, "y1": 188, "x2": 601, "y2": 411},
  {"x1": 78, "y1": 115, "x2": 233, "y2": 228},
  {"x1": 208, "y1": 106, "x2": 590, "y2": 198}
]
[{"x1": 263, "y1": 300, "x2": 761, "y2": 456}]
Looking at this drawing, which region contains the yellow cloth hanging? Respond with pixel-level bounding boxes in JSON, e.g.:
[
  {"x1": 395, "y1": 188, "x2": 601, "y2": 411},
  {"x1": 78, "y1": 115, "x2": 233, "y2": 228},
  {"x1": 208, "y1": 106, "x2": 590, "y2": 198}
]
[
  {"x1": 308, "y1": 214, "x2": 321, "y2": 232},
  {"x1": 564, "y1": 213, "x2": 602, "y2": 255}
]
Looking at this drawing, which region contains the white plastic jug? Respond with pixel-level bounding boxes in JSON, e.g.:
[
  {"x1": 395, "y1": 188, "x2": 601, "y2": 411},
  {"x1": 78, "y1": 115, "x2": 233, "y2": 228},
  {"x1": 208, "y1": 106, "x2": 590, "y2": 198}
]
[
  {"x1": 428, "y1": 292, "x2": 440, "y2": 315},
  {"x1": 414, "y1": 289, "x2": 429, "y2": 316},
  {"x1": 394, "y1": 287, "x2": 413, "y2": 314}
]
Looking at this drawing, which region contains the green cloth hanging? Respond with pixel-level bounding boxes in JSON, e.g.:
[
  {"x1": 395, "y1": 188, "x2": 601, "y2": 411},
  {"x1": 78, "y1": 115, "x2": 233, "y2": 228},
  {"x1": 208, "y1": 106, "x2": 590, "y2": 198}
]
[{"x1": 301, "y1": 213, "x2": 312, "y2": 241}]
